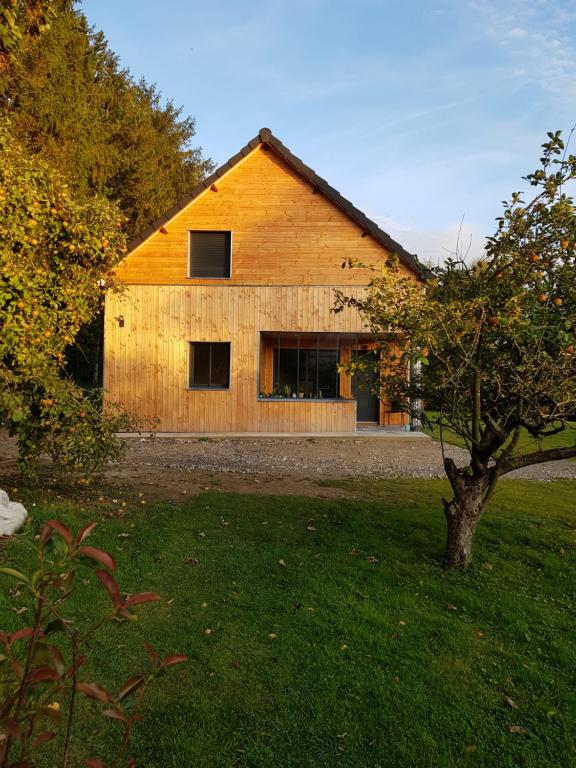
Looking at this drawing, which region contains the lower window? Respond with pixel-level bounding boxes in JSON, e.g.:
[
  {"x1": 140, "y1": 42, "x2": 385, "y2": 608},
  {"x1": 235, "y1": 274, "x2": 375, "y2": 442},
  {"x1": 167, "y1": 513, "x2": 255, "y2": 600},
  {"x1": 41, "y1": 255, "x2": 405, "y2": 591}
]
[
  {"x1": 189, "y1": 342, "x2": 230, "y2": 389},
  {"x1": 273, "y1": 348, "x2": 339, "y2": 398}
]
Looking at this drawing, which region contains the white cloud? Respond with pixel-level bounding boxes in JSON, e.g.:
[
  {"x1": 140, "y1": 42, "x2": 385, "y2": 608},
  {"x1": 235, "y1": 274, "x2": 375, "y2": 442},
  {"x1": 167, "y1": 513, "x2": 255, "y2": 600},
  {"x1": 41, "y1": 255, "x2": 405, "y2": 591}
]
[
  {"x1": 464, "y1": 0, "x2": 576, "y2": 107},
  {"x1": 374, "y1": 215, "x2": 486, "y2": 267}
]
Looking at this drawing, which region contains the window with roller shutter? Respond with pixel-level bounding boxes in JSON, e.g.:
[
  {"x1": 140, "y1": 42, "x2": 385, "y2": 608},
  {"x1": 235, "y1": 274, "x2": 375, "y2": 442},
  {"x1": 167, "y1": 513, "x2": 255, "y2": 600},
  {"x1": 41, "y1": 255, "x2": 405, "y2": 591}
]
[{"x1": 188, "y1": 231, "x2": 231, "y2": 278}]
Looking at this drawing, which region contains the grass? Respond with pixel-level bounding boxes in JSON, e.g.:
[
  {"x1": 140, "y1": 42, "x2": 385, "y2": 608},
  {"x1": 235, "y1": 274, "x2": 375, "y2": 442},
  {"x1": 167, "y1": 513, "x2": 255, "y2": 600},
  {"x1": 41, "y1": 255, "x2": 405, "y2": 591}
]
[
  {"x1": 423, "y1": 412, "x2": 576, "y2": 457},
  {"x1": 1, "y1": 481, "x2": 576, "y2": 767}
]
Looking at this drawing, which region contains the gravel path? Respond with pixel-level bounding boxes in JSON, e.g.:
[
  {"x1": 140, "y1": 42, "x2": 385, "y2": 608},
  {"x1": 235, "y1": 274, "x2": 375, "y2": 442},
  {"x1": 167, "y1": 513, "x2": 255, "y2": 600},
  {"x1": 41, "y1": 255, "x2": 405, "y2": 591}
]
[
  {"x1": 0, "y1": 436, "x2": 573, "y2": 501},
  {"x1": 122, "y1": 435, "x2": 576, "y2": 481}
]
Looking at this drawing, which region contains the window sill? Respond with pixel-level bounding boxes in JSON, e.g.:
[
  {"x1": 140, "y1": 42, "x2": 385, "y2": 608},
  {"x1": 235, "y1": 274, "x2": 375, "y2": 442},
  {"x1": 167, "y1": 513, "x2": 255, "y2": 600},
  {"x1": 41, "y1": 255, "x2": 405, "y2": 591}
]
[
  {"x1": 186, "y1": 387, "x2": 230, "y2": 391},
  {"x1": 258, "y1": 397, "x2": 354, "y2": 403}
]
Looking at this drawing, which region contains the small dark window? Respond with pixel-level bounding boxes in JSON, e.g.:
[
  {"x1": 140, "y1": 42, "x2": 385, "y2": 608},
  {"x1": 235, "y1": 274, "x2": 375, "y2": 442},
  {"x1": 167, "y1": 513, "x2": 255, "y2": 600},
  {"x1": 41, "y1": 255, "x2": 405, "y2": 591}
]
[
  {"x1": 189, "y1": 342, "x2": 230, "y2": 388},
  {"x1": 189, "y1": 231, "x2": 231, "y2": 278}
]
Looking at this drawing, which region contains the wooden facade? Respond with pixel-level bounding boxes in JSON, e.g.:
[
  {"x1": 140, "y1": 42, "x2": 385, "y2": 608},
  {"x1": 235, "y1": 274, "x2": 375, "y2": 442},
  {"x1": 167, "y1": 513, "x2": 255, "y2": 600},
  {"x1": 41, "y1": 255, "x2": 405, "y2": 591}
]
[{"x1": 104, "y1": 130, "x2": 422, "y2": 433}]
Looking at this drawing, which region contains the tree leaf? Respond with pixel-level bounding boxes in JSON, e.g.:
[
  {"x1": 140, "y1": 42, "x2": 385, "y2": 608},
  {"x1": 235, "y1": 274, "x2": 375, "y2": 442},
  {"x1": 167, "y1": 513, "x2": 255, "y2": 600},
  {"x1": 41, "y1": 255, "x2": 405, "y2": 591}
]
[
  {"x1": 142, "y1": 642, "x2": 158, "y2": 667},
  {"x1": 161, "y1": 654, "x2": 188, "y2": 667},
  {"x1": 102, "y1": 708, "x2": 126, "y2": 722},
  {"x1": 76, "y1": 522, "x2": 98, "y2": 544},
  {"x1": 44, "y1": 618, "x2": 68, "y2": 635},
  {"x1": 34, "y1": 731, "x2": 56, "y2": 747},
  {"x1": 124, "y1": 592, "x2": 160, "y2": 606},
  {"x1": 0, "y1": 567, "x2": 32, "y2": 587},
  {"x1": 96, "y1": 570, "x2": 123, "y2": 609},
  {"x1": 9, "y1": 627, "x2": 35, "y2": 644},
  {"x1": 29, "y1": 666, "x2": 60, "y2": 682},
  {"x1": 45, "y1": 520, "x2": 72, "y2": 545},
  {"x1": 118, "y1": 675, "x2": 146, "y2": 701},
  {"x1": 77, "y1": 546, "x2": 115, "y2": 571},
  {"x1": 76, "y1": 681, "x2": 112, "y2": 703}
]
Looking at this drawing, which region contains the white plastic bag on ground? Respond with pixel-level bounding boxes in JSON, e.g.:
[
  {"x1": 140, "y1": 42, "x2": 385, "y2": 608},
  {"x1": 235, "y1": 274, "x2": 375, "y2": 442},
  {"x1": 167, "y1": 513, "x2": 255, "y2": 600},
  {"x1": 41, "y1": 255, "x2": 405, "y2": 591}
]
[{"x1": 0, "y1": 489, "x2": 27, "y2": 535}]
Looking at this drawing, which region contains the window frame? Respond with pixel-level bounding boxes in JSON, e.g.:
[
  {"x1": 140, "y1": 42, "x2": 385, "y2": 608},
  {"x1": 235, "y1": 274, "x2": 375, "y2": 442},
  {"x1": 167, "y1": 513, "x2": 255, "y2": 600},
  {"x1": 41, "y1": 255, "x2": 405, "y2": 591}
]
[
  {"x1": 188, "y1": 341, "x2": 231, "y2": 390},
  {"x1": 258, "y1": 332, "x2": 349, "y2": 401},
  {"x1": 187, "y1": 230, "x2": 232, "y2": 280}
]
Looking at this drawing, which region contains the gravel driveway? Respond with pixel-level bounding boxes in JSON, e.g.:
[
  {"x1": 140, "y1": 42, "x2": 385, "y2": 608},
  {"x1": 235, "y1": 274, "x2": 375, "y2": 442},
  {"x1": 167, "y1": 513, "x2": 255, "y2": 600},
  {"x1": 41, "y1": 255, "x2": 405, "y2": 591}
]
[
  {"x1": 123, "y1": 434, "x2": 576, "y2": 481},
  {"x1": 0, "y1": 435, "x2": 573, "y2": 504}
]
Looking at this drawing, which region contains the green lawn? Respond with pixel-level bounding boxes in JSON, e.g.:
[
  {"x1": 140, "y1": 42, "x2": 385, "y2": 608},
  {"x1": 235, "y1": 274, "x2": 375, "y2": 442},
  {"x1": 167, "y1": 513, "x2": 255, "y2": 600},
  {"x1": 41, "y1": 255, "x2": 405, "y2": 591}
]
[
  {"x1": 2, "y1": 481, "x2": 576, "y2": 767},
  {"x1": 423, "y1": 413, "x2": 576, "y2": 456}
]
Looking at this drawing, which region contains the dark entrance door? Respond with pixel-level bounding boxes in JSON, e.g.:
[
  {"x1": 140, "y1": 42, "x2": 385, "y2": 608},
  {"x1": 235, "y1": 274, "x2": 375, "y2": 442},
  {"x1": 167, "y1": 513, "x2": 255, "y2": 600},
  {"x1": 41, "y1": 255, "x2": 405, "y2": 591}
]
[{"x1": 352, "y1": 351, "x2": 380, "y2": 422}]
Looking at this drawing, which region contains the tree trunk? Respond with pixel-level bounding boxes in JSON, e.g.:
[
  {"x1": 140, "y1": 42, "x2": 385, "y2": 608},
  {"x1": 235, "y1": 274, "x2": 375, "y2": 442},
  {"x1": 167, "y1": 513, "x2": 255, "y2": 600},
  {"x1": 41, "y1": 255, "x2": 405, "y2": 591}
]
[{"x1": 443, "y1": 474, "x2": 487, "y2": 569}]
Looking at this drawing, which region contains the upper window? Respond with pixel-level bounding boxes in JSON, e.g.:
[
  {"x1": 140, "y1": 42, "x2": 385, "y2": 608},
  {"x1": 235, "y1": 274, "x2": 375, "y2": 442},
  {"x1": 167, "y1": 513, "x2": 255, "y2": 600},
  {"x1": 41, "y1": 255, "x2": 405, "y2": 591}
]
[
  {"x1": 189, "y1": 231, "x2": 231, "y2": 278},
  {"x1": 189, "y1": 342, "x2": 230, "y2": 389}
]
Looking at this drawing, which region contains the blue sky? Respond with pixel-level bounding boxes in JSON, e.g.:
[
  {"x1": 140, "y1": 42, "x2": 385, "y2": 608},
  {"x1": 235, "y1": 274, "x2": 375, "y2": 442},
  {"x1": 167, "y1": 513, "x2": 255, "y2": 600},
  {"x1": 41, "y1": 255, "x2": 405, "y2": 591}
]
[{"x1": 81, "y1": 0, "x2": 576, "y2": 264}]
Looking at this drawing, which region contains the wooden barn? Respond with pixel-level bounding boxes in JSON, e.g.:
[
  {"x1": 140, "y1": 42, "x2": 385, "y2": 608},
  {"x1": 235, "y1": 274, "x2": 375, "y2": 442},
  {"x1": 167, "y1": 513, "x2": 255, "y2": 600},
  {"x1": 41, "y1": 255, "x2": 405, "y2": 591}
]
[{"x1": 104, "y1": 128, "x2": 426, "y2": 433}]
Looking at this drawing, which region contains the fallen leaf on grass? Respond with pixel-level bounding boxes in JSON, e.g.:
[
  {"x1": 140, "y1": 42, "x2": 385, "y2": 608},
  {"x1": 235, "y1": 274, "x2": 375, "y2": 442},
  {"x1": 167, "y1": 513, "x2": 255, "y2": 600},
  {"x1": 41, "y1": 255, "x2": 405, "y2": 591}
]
[
  {"x1": 277, "y1": 559, "x2": 286, "y2": 568},
  {"x1": 504, "y1": 696, "x2": 519, "y2": 710},
  {"x1": 464, "y1": 745, "x2": 477, "y2": 753},
  {"x1": 268, "y1": 633, "x2": 277, "y2": 640},
  {"x1": 447, "y1": 604, "x2": 458, "y2": 611},
  {"x1": 184, "y1": 557, "x2": 199, "y2": 566},
  {"x1": 476, "y1": 630, "x2": 485, "y2": 638},
  {"x1": 367, "y1": 556, "x2": 379, "y2": 564},
  {"x1": 509, "y1": 725, "x2": 528, "y2": 735},
  {"x1": 198, "y1": 531, "x2": 206, "y2": 538},
  {"x1": 306, "y1": 525, "x2": 316, "y2": 532}
]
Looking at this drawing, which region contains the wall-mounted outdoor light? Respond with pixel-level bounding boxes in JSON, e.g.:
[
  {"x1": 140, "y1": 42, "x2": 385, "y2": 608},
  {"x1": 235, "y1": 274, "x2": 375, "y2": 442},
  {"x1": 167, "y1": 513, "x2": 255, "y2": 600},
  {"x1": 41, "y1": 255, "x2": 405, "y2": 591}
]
[{"x1": 115, "y1": 315, "x2": 124, "y2": 328}]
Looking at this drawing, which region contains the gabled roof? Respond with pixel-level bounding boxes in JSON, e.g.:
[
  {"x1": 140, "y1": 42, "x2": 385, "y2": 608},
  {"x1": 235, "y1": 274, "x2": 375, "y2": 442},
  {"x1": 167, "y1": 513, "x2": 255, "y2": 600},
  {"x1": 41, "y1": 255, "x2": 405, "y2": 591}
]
[{"x1": 127, "y1": 127, "x2": 427, "y2": 278}]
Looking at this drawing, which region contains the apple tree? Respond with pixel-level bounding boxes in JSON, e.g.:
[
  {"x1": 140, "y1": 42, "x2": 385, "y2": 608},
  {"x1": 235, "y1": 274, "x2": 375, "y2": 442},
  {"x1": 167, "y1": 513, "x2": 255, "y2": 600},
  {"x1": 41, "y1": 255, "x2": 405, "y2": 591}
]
[
  {"x1": 0, "y1": 118, "x2": 135, "y2": 476},
  {"x1": 336, "y1": 131, "x2": 576, "y2": 568}
]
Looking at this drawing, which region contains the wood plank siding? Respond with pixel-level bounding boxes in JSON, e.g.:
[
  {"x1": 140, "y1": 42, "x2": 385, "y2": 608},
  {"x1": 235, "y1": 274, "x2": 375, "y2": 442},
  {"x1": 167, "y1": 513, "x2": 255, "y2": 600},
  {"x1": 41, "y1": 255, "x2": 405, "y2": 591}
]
[
  {"x1": 105, "y1": 285, "x2": 371, "y2": 432},
  {"x1": 115, "y1": 146, "x2": 414, "y2": 286},
  {"x1": 105, "y1": 138, "x2": 419, "y2": 433}
]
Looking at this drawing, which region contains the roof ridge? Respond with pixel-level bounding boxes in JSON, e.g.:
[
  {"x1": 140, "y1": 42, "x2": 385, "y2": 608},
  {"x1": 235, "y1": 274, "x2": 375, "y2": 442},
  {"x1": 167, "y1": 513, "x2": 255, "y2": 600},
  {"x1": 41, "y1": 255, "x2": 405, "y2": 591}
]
[{"x1": 126, "y1": 128, "x2": 427, "y2": 279}]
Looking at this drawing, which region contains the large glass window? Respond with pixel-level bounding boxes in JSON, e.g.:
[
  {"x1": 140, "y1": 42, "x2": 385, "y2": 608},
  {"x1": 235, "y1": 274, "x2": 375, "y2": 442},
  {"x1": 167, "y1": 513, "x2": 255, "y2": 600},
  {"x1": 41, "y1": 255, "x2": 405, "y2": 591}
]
[
  {"x1": 189, "y1": 342, "x2": 230, "y2": 388},
  {"x1": 273, "y1": 348, "x2": 339, "y2": 398},
  {"x1": 259, "y1": 333, "x2": 346, "y2": 399}
]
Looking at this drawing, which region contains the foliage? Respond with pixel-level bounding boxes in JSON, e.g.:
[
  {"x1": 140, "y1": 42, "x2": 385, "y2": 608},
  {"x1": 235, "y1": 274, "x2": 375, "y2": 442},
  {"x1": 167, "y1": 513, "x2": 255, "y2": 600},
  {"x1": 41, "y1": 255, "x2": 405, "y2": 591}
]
[
  {"x1": 0, "y1": 0, "x2": 57, "y2": 72},
  {"x1": 0, "y1": 3, "x2": 213, "y2": 238},
  {"x1": 0, "y1": 517, "x2": 187, "y2": 768},
  {"x1": 335, "y1": 131, "x2": 576, "y2": 567},
  {"x1": 3, "y1": 487, "x2": 576, "y2": 766},
  {"x1": 424, "y1": 410, "x2": 576, "y2": 456},
  {"x1": 0, "y1": 119, "x2": 136, "y2": 475},
  {"x1": 1, "y1": 1, "x2": 213, "y2": 389}
]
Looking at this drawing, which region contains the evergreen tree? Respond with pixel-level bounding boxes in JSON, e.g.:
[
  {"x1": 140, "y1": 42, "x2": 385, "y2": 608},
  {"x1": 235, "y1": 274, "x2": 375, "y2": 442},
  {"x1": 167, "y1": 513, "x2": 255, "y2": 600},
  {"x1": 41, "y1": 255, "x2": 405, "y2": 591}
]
[
  {"x1": 1, "y1": 1, "x2": 212, "y2": 238},
  {"x1": 1, "y1": 1, "x2": 213, "y2": 387}
]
